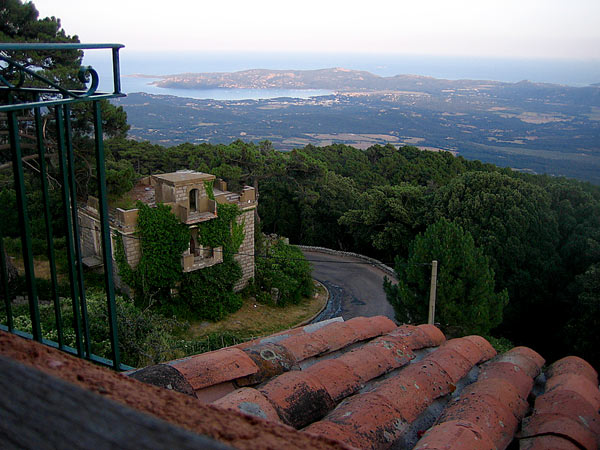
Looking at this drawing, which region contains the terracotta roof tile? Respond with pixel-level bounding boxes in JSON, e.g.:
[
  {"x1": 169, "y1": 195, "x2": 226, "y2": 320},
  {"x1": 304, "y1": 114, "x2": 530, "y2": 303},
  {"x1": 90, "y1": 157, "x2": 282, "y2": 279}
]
[
  {"x1": 412, "y1": 346, "x2": 544, "y2": 450},
  {"x1": 545, "y1": 373, "x2": 600, "y2": 411},
  {"x1": 388, "y1": 324, "x2": 444, "y2": 350},
  {"x1": 413, "y1": 420, "x2": 496, "y2": 450},
  {"x1": 258, "y1": 371, "x2": 334, "y2": 428},
  {"x1": 278, "y1": 332, "x2": 331, "y2": 362},
  {"x1": 491, "y1": 352, "x2": 541, "y2": 379},
  {"x1": 309, "y1": 321, "x2": 361, "y2": 353},
  {"x1": 275, "y1": 316, "x2": 396, "y2": 364},
  {"x1": 506, "y1": 346, "x2": 545, "y2": 371},
  {"x1": 437, "y1": 393, "x2": 519, "y2": 449},
  {"x1": 462, "y1": 335, "x2": 497, "y2": 361},
  {"x1": 441, "y1": 336, "x2": 495, "y2": 365},
  {"x1": 304, "y1": 358, "x2": 363, "y2": 402},
  {"x1": 460, "y1": 378, "x2": 529, "y2": 419},
  {"x1": 375, "y1": 370, "x2": 441, "y2": 423},
  {"x1": 520, "y1": 413, "x2": 598, "y2": 450},
  {"x1": 519, "y1": 435, "x2": 581, "y2": 450},
  {"x1": 416, "y1": 324, "x2": 446, "y2": 346},
  {"x1": 477, "y1": 361, "x2": 534, "y2": 399},
  {"x1": 304, "y1": 392, "x2": 409, "y2": 449},
  {"x1": 236, "y1": 342, "x2": 296, "y2": 386},
  {"x1": 212, "y1": 387, "x2": 282, "y2": 423},
  {"x1": 167, "y1": 347, "x2": 258, "y2": 391},
  {"x1": 547, "y1": 356, "x2": 598, "y2": 385},
  {"x1": 343, "y1": 316, "x2": 397, "y2": 340},
  {"x1": 533, "y1": 390, "x2": 600, "y2": 436},
  {"x1": 518, "y1": 353, "x2": 600, "y2": 450},
  {"x1": 422, "y1": 345, "x2": 473, "y2": 384},
  {"x1": 335, "y1": 341, "x2": 413, "y2": 384},
  {"x1": 402, "y1": 355, "x2": 457, "y2": 399}
]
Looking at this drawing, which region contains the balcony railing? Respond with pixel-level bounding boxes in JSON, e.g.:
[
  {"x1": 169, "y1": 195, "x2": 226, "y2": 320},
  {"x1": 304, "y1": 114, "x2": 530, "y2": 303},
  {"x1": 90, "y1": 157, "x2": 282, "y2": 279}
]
[{"x1": 0, "y1": 43, "x2": 130, "y2": 370}]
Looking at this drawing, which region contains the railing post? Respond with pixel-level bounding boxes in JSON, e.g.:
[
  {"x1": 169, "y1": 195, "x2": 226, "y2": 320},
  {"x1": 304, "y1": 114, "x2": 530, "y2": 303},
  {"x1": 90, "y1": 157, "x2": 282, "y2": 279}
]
[
  {"x1": 93, "y1": 100, "x2": 121, "y2": 369},
  {"x1": 55, "y1": 105, "x2": 84, "y2": 357},
  {"x1": 7, "y1": 110, "x2": 42, "y2": 341},
  {"x1": 34, "y1": 105, "x2": 64, "y2": 347},
  {"x1": 63, "y1": 104, "x2": 91, "y2": 357}
]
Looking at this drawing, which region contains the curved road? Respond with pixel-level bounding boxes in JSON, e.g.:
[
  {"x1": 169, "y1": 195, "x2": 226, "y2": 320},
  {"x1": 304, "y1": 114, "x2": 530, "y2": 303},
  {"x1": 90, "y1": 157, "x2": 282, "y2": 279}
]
[{"x1": 301, "y1": 250, "x2": 396, "y2": 322}]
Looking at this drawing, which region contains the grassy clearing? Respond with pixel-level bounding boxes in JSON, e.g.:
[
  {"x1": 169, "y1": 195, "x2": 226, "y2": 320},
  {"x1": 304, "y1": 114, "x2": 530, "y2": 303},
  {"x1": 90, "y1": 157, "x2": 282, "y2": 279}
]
[{"x1": 186, "y1": 281, "x2": 328, "y2": 342}]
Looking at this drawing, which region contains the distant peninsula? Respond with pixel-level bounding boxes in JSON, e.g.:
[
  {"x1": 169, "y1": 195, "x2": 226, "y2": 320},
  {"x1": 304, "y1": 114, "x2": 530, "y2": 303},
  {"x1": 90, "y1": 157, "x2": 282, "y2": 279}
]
[{"x1": 150, "y1": 67, "x2": 524, "y2": 92}]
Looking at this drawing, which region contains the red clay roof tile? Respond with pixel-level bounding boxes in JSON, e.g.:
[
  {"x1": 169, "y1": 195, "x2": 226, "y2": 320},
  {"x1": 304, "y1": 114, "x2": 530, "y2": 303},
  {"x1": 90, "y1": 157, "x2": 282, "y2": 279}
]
[
  {"x1": 416, "y1": 324, "x2": 446, "y2": 346},
  {"x1": 389, "y1": 324, "x2": 439, "y2": 350},
  {"x1": 399, "y1": 359, "x2": 456, "y2": 400},
  {"x1": 375, "y1": 373, "x2": 438, "y2": 423},
  {"x1": 520, "y1": 413, "x2": 598, "y2": 450},
  {"x1": 213, "y1": 387, "x2": 282, "y2": 423},
  {"x1": 367, "y1": 336, "x2": 415, "y2": 367},
  {"x1": 194, "y1": 381, "x2": 236, "y2": 403},
  {"x1": 278, "y1": 332, "x2": 330, "y2": 362},
  {"x1": 335, "y1": 344, "x2": 403, "y2": 383},
  {"x1": 305, "y1": 358, "x2": 363, "y2": 402},
  {"x1": 413, "y1": 420, "x2": 496, "y2": 450},
  {"x1": 506, "y1": 346, "x2": 545, "y2": 371},
  {"x1": 462, "y1": 335, "x2": 497, "y2": 361},
  {"x1": 545, "y1": 373, "x2": 600, "y2": 411},
  {"x1": 460, "y1": 378, "x2": 529, "y2": 419},
  {"x1": 259, "y1": 370, "x2": 334, "y2": 428},
  {"x1": 309, "y1": 321, "x2": 361, "y2": 353},
  {"x1": 533, "y1": 390, "x2": 600, "y2": 436},
  {"x1": 305, "y1": 392, "x2": 409, "y2": 449},
  {"x1": 437, "y1": 393, "x2": 519, "y2": 449},
  {"x1": 519, "y1": 435, "x2": 581, "y2": 450},
  {"x1": 441, "y1": 337, "x2": 494, "y2": 365},
  {"x1": 548, "y1": 356, "x2": 599, "y2": 385},
  {"x1": 477, "y1": 361, "x2": 534, "y2": 399},
  {"x1": 167, "y1": 347, "x2": 258, "y2": 391},
  {"x1": 237, "y1": 342, "x2": 296, "y2": 386},
  {"x1": 492, "y1": 352, "x2": 541, "y2": 379},
  {"x1": 423, "y1": 345, "x2": 474, "y2": 384},
  {"x1": 343, "y1": 316, "x2": 397, "y2": 340}
]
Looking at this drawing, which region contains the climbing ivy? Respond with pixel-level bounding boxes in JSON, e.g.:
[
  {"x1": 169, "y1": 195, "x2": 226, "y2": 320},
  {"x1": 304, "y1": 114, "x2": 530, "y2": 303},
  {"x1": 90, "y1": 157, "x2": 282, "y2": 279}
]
[
  {"x1": 114, "y1": 199, "x2": 247, "y2": 321},
  {"x1": 204, "y1": 180, "x2": 215, "y2": 200},
  {"x1": 178, "y1": 202, "x2": 246, "y2": 320},
  {"x1": 115, "y1": 202, "x2": 189, "y2": 307},
  {"x1": 197, "y1": 202, "x2": 245, "y2": 258}
]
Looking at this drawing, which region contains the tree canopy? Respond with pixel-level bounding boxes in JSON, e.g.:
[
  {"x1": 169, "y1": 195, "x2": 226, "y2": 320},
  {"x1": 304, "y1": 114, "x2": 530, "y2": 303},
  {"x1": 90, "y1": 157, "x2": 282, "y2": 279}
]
[{"x1": 385, "y1": 218, "x2": 508, "y2": 336}]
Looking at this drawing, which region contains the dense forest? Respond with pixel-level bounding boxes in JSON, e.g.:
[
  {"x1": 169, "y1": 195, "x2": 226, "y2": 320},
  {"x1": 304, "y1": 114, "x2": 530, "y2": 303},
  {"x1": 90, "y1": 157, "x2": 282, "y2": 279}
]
[{"x1": 98, "y1": 138, "x2": 600, "y2": 368}]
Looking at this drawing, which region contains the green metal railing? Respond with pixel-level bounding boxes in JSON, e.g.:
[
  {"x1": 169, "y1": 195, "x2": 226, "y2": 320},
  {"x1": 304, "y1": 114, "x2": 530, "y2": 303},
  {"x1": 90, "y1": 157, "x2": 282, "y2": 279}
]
[{"x1": 0, "y1": 43, "x2": 130, "y2": 370}]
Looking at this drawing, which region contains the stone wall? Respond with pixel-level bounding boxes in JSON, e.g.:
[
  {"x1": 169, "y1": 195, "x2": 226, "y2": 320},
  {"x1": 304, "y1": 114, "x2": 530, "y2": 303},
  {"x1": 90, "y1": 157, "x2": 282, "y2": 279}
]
[
  {"x1": 79, "y1": 212, "x2": 99, "y2": 258},
  {"x1": 233, "y1": 209, "x2": 255, "y2": 291}
]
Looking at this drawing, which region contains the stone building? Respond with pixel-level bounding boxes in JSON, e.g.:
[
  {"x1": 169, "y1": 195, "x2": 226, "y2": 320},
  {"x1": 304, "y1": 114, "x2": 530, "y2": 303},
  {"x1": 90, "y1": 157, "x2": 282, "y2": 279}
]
[{"x1": 78, "y1": 170, "x2": 257, "y2": 292}]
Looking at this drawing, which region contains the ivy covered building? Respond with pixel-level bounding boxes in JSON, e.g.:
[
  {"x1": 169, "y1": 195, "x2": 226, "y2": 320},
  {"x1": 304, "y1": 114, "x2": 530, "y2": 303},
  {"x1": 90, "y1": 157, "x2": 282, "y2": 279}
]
[{"x1": 78, "y1": 170, "x2": 257, "y2": 292}]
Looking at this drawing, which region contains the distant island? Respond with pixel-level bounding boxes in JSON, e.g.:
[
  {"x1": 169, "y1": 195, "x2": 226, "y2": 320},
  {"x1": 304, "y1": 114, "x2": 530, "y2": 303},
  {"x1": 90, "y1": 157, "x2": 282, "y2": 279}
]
[
  {"x1": 117, "y1": 68, "x2": 600, "y2": 184},
  {"x1": 150, "y1": 67, "x2": 575, "y2": 92}
]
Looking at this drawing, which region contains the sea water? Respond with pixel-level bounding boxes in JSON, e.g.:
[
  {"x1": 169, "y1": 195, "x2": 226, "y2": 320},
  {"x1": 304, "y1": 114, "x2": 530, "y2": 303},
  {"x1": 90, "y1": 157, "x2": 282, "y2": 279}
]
[{"x1": 82, "y1": 50, "x2": 600, "y2": 99}]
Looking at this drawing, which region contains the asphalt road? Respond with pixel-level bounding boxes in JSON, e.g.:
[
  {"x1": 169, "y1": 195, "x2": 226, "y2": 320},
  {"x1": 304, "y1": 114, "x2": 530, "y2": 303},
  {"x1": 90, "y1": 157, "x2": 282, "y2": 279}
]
[{"x1": 301, "y1": 250, "x2": 396, "y2": 322}]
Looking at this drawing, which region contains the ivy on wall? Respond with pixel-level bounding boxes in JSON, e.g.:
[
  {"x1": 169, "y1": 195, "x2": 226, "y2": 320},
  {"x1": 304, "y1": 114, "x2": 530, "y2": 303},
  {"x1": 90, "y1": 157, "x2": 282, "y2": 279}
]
[
  {"x1": 114, "y1": 199, "x2": 247, "y2": 321},
  {"x1": 115, "y1": 202, "x2": 189, "y2": 308},
  {"x1": 179, "y1": 202, "x2": 246, "y2": 321}
]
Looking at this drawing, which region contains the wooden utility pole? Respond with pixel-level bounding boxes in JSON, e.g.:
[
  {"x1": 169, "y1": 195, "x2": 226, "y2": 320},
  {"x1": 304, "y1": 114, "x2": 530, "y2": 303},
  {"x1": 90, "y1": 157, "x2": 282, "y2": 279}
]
[{"x1": 428, "y1": 260, "x2": 438, "y2": 325}]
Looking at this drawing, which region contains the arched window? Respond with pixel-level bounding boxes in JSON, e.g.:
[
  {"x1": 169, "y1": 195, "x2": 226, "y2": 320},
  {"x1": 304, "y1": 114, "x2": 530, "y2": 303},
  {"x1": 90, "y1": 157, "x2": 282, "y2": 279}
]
[{"x1": 189, "y1": 188, "x2": 198, "y2": 211}]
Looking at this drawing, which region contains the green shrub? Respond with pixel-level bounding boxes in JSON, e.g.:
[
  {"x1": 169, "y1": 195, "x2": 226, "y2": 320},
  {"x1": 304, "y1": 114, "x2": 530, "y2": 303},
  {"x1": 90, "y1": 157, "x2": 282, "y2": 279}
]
[
  {"x1": 178, "y1": 259, "x2": 243, "y2": 321},
  {"x1": 254, "y1": 238, "x2": 313, "y2": 306}
]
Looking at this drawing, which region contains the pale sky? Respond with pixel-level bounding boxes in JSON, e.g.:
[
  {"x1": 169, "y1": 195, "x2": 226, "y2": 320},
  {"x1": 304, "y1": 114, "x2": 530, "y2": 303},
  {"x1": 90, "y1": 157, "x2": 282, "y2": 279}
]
[{"x1": 32, "y1": 0, "x2": 600, "y2": 59}]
